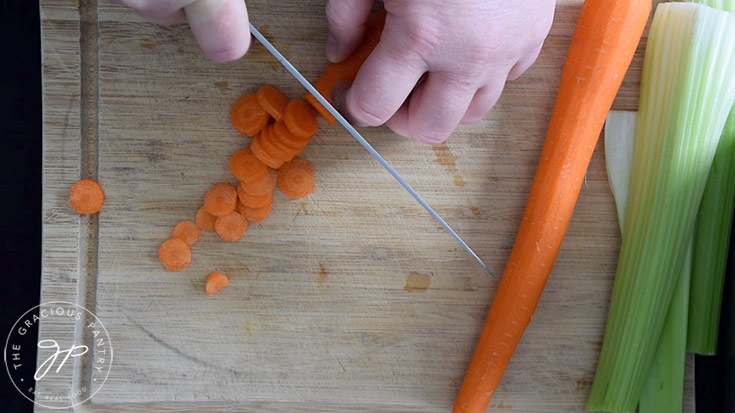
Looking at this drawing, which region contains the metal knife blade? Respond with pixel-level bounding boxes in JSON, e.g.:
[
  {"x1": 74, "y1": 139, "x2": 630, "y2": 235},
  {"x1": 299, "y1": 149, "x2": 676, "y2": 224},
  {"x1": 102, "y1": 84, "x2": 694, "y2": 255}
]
[{"x1": 249, "y1": 24, "x2": 494, "y2": 276}]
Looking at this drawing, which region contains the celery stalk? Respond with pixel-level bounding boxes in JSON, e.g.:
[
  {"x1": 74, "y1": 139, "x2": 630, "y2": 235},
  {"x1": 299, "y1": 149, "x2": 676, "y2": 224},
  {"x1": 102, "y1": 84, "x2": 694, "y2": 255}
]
[
  {"x1": 604, "y1": 111, "x2": 691, "y2": 413},
  {"x1": 688, "y1": 107, "x2": 735, "y2": 354},
  {"x1": 587, "y1": 3, "x2": 735, "y2": 411}
]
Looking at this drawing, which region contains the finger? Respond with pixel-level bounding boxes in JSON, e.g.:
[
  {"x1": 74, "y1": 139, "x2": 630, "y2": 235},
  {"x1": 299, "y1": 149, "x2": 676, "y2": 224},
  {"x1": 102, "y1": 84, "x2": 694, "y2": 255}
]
[
  {"x1": 147, "y1": 10, "x2": 186, "y2": 25},
  {"x1": 508, "y1": 42, "x2": 543, "y2": 81},
  {"x1": 185, "y1": 0, "x2": 251, "y2": 62},
  {"x1": 334, "y1": 41, "x2": 427, "y2": 127},
  {"x1": 460, "y1": 81, "x2": 505, "y2": 125},
  {"x1": 387, "y1": 72, "x2": 476, "y2": 144},
  {"x1": 120, "y1": 0, "x2": 193, "y2": 20},
  {"x1": 325, "y1": 0, "x2": 375, "y2": 63}
]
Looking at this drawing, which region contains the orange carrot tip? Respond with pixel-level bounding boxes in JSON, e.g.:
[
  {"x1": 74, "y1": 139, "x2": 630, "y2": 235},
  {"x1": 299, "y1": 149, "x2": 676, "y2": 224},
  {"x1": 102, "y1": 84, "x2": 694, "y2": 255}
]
[
  {"x1": 256, "y1": 85, "x2": 289, "y2": 121},
  {"x1": 283, "y1": 99, "x2": 318, "y2": 139},
  {"x1": 206, "y1": 271, "x2": 229, "y2": 296},
  {"x1": 277, "y1": 158, "x2": 316, "y2": 199},
  {"x1": 158, "y1": 238, "x2": 191, "y2": 271},
  {"x1": 203, "y1": 183, "x2": 238, "y2": 217},
  {"x1": 215, "y1": 211, "x2": 248, "y2": 241},
  {"x1": 69, "y1": 179, "x2": 105, "y2": 215},
  {"x1": 172, "y1": 220, "x2": 200, "y2": 246},
  {"x1": 231, "y1": 93, "x2": 270, "y2": 136},
  {"x1": 195, "y1": 206, "x2": 217, "y2": 232},
  {"x1": 229, "y1": 147, "x2": 268, "y2": 183}
]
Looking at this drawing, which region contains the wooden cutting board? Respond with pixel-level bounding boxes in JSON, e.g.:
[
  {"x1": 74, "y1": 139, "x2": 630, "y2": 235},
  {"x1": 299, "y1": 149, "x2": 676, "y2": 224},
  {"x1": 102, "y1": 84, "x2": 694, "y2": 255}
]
[{"x1": 39, "y1": 0, "x2": 694, "y2": 411}]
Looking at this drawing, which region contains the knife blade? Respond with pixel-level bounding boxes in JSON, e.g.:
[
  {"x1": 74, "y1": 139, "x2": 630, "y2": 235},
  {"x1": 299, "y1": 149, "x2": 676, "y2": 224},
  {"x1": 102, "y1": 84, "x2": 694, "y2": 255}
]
[{"x1": 249, "y1": 24, "x2": 494, "y2": 276}]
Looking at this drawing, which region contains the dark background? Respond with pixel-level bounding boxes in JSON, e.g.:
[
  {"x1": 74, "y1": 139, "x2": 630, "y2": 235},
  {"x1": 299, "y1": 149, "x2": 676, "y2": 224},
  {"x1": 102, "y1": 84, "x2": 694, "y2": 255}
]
[{"x1": 0, "y1": 1, "x2": 731, "y2": 412}]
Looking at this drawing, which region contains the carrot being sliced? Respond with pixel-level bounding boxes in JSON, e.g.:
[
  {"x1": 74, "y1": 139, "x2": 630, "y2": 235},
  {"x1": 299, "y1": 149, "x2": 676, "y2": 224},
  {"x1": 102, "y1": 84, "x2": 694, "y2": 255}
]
[
  {"x1": 172, "y1": 220, "x2": 200, "y2": 246},
  {"x1": 229, "y1": 147, "x2": 268, "y2": 183},
  {"x1": 273, "y1": 120, "x2": 310, "y2": 150},
  {"x1": 283, "y1": 99, "x2": 318, "y2": 139},
  {"x1": 158, "y1": 238, "x2": 191, "y2": 271},
  {"x1": 238, "y1": 202, "x2": 273, "y2": 222},
  {"x1": 203, "y1": 183, "x2": 238, "y2": 217},
  {"x1": 237, "y1": 185, "x2": 274, "y2": 208},
  {"x1": 206, "y1": 271, "x2": 229, "y2": 295},
  {"x1": 256, "y1": 84, "x2": 289, "y2": 121},
  {"x1": 304, "y1": 10, "x2": 387, "y2": 123},
  {"x1": 215, "y1": 211, "x2": 248, "y2": 241},
  {"x1": 240, "y1": 168, "x2": 277, "y2": 196},
  {"x1": 260, "y1": 124, "x2": 295, "y2": 162},
  {"x1": 451, "y1": 0, "x2": 651, "y2": 411},
  {"x1": 251, "y1": 133, "x2": 285, "y2": 169},
  {"x1": 277, "y1": 158, "x2": 316, "y2": 199},
  {"x1": 69, "y1": 179, "x2": 105, "y2": 215},
  {"x1": 195, "y1": 206, "x2": 217, "y2": 232},
  {"x1": 231, "y1": 93, "x2": 270, "y2": 136}
]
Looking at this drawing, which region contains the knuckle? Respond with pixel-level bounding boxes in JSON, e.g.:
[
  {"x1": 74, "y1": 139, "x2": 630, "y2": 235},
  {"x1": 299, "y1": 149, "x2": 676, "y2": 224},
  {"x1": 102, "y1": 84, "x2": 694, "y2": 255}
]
[
  {"x1": 325, "y1": 1, "x2": 354, "y2": 28},
  {"x1": 410, "y1": 126, "x2": 449, "y2": 145},
  {"x1": 348, "y1": 95, "x2": 391, "y2": 126}
]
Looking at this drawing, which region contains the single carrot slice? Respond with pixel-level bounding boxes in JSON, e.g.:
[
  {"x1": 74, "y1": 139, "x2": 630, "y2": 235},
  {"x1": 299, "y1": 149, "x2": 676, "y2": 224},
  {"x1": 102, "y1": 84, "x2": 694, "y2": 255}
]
[
  {"x1": 256, "y1": 84, "x2": 289, "y2": 121},
  {"x1": 260, "y1": 124, "x2": 295, "y2": 162},
  {"x1": 158, "y1": 238, "x2": 191, "y2": 271},
  {"x1": 203, "y1": 183, "x2": 238, "y2": 217},
  {"x1": 240, "y1": 168, "x2": 277, "y2": 196},
  {"x1": 172, "y1": 220, "x2": 200, "y2": 246},
  {"x1": 205, "y1": 271, "x2": 229, "y2": 295},
  {"x1": 250, "y1": 133, "x2": 285, "y2": 169},
  {"x1": 237, "y1": 186, "x2": 273, "y2": 209},
  {"x1": 238, "y1": 202, "x2": 273, "y2": 222},
  {"x1": 215, "y1": 211, "x2": 248, "y2": 241},
  {"x1": 231, "y1": 93, "x2": 269, "y2": 136},
  {"x1": 283, "y1": 99, "x2": 318, "y2": 138},
  {"x1": 273, "y1": 120, "x2": 310, "y2": 150},
  {"x1": 195, "y1": 206, "x2": 217, "y2": 232},
  {"x1": 69, "y1": 179, "x2": 105, "y2": 215},
  {"x1": 229, "y1": 147, "x2": 268, "y2": 182},
  {"x1": 277, "y1": 158, "x2": 316, "y2": 199}
]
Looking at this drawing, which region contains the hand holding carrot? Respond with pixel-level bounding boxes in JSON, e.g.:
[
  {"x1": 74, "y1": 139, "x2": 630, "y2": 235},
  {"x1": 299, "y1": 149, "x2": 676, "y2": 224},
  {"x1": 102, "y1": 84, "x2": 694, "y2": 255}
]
[
  {"x1": 327, "y1": 0, "x2": 555, "y2": 144},
  {"x1": 115, "y1": 0, "x2": 251, "y2": 62}
]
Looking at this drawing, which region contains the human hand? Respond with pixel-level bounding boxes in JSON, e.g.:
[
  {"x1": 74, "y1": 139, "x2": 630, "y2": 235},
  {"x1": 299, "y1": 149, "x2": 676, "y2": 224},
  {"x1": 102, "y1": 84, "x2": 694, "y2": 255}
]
[
  {"x1": 327, "y1": 0, "x2": 555, "y2": 144},
  {"x1": 117, "y1": 0, "x2": 251, "y2": 62}
]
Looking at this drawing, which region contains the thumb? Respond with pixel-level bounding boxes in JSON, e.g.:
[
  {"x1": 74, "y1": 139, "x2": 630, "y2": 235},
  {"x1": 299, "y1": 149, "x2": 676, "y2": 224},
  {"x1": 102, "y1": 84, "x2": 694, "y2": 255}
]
[{"x1": 325, "y1": 0, "x2": 375, "y2": 63}]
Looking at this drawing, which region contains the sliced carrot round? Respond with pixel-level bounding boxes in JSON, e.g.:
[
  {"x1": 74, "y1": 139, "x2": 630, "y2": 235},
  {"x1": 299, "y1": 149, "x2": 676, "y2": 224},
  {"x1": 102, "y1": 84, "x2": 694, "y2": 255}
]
[
  {"x1": 215, "y1": 211, "x2": 248, "y2": 241},
  {"x1": 260, "y1": 124, "x2": 295, "y2": 162},
  {"x1": 206, "y1": 271, "x2": 229, "y2": 296},
  {"x1": 231, "y1": 93, "x2": 270, "y2": 136},
  {"x1": 203, "y1": 183, "x2": 238, "y2": 217},
  {"x1": 172, "y1": 220, "x2": 200, "y2": 246},
  {"x1": 273, "y1": 119, "x2": 310, "y2": 150},
  {"x1": 283, "y1": 98, "x2": 318, "y2": 138},
  {"x1": 250, "y1": 133, "x2": 285, "y2": 169},
  {"x1": 69, "y1": 179, "x2": 105, "y2": 215},
  {"x1": 195, "y1": 206, "x2": 217, "y2": 232},
  {"x1": 238, "y1": 202, "x2": 273, "y2": 222},
  {"x1": 237, "y1": 186, "x2": 273, "y2": 209},
  {"x1": 239, "y1": 168, "x2": 276, "y2": 196},
  {"x1": 305, "y1": 92, "x2": 337, "y2": 124},
  {"x1": 158, "y1": 238, "x2": 191, "y2": 271},
  {"x1": 277, "y1": 158, "x2": 316, "y2": 199},
  {"x1": 256, "y1": 84, "x2": 289, "y2": 121},
  {"x1": 229, "y1": 147, "x2": 268, "y2": 182}
]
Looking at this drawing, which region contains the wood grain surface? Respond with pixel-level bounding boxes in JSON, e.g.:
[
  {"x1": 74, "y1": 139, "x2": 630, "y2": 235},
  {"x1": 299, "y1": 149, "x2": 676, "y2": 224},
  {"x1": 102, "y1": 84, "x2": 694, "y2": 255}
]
[{"x1": 39, "y1": 0, "x2": 694, "y2": 411}]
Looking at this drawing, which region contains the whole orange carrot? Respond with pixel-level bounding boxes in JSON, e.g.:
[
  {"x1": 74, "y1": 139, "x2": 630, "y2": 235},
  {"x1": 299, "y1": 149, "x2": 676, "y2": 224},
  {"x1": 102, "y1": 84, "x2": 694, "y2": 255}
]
[{"x1": 452, "y1": 0, "x2": 650, "y2": 411}]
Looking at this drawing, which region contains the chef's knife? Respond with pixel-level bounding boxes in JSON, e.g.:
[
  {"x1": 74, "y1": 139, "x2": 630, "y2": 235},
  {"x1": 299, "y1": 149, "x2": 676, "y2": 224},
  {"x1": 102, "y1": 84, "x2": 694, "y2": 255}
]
[{"x1": 249, "y1": 24, "x2": 493, "y2": 276}]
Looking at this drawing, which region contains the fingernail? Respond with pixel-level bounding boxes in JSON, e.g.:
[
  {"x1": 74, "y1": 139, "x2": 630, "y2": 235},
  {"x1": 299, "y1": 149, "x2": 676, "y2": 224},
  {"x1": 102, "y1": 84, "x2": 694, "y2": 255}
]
[{"x1": 326, "y1": 31, "x2": 339, "y2": 63}]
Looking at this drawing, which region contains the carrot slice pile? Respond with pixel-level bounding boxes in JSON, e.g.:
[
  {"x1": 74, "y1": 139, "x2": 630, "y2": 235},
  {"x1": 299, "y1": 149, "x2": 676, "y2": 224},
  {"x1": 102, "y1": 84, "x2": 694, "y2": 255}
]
[
  {"x1": 215, "y1": 211, "x2": 248, "y2": 241},
  {"x1": 229, "y1": 147, "x2": 267, "y2": 182},
  {"x1": 273, "y1": 120, "x2": 310, "y2": 150},
  {"x1": 238, "y1": 186, "x2": 274, "y2": 209},
  {"x1": 69, "y1": 179, "x2": 105, "y2": 215},
  {"x1": 256, "y1": 85, "x2": 289, "y2": 121},
  {"x1": 158, "y1": 238, "x2": 191, "y2": 271},
  {"x1": 238, "y1": 202, "x2": 273, "y2": 222},
  {"x1": 239, "y1": 168, "x2": 276, "y2": 196},
  {"x1": 206, "y1": 271, "x2": 229, "y2": 295},
  {"x1": 259, "y1": 124, "x2": 295, "y2": 163},
  {"x1": 172, "y1": 220, "x2": 200, "y2": 246},
  {"x1": 283, "y1": 99, "x2": 318, "y2": 138},
  {"x1": 195, "y1": 207, "x2": 217, "y2": 232},
  {"x1": 203, "y1": 183, "x2": 238, "y2": 217},
  {"x1": 251, "y1": 132, "x2": 285, "y2": 169},
  {"x1": 278, "y1": 158, "x2": 316, "y2": 199},
  {"x1": 231, "y1": 93, "x2": 269, "y2": 136}
]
